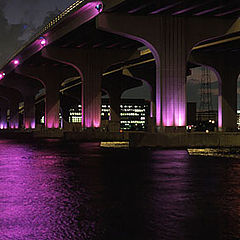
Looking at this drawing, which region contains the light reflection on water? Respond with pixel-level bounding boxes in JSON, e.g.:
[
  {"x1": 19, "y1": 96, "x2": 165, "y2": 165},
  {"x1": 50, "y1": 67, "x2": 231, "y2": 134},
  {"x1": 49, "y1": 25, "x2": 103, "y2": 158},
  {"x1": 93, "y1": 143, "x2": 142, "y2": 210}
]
[
  {"x1": 188, "y1": 148, "x2": 240, "y2": 159},
  {"x1": 0, "y1": 140, "x2": 240, "y2": 239}
]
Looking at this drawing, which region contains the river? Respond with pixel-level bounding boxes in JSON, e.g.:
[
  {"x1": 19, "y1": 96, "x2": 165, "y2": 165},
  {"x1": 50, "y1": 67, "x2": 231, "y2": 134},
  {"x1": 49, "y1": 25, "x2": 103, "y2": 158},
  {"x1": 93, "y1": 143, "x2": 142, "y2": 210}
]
[{"x1": 0, "y1": 139, "x2": 240, "y2": 240}]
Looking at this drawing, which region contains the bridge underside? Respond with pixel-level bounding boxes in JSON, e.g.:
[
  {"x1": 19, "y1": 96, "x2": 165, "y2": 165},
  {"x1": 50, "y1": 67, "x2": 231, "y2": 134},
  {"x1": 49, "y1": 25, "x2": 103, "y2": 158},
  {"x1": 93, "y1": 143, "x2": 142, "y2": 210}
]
[{"x1": 0, "y1": 0, "x2": 239, "y2": 133}]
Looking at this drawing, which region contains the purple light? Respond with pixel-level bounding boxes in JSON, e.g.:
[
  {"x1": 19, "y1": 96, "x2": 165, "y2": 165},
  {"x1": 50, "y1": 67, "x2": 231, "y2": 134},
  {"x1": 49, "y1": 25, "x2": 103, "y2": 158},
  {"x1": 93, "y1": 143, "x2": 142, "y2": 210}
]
[
  {"x1": 215, "y1": 7, "x2": 240, "y2": 17},
  {"x1": 218, "y1": 95, "x2": 222, "y2": 129},
  {"x1": 194, "y1": 6, "x2": 224, "y2": 16},
  {"x1": 150, "y1": 2, "x2": 181, "y2": 14},
  {"x1": 13, "y1": 59, "x2": 20, "y2": 66},
  {"x1": 40, "y1": 37, "x2": 47, "y2": 46},
  {"x1": 31, "y1": 121, "x2": 36, "y2": 129},
  {"x1": 0, "y1": 72, "x2": 5, "y2": 80}
]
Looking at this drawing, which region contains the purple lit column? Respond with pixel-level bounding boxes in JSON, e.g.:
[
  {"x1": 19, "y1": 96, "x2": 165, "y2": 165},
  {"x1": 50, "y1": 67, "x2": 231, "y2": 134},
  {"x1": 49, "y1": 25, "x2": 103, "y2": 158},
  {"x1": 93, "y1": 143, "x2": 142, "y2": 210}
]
[
  {"x1": 160, "y1": 17, "x2": 186, "y2": 127},
  {"x1": 0, "y1": 104, "x2": 8, "y2": 129},
  {"x1": 44, "y1": 81, "x2": 60, "y2": 129},
  {"x1": 81, "y1": 68, "x2": 101, "y2": 128},
  {"x1": 220, "y1": 69, "x2": 238, "y2": 131},
  {"x1": 24, "y1": 96, "x2": 36, "y2": 129},
  {"x1": 9, "y1": 103, "x2": 19, "y2": 129}
]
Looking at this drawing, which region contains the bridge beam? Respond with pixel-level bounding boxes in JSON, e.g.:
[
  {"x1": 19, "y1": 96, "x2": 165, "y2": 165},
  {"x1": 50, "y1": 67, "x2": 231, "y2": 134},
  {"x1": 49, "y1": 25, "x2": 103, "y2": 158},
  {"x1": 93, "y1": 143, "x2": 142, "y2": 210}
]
[
  {"x1": 42, "y1": 47, "x2": 135, "y2": 129},
  {"x1": 191, "y1": 52, "x2": 240, "y2": 132},
  {"x1": 97, "y1": 13, "x2": 235, "y2": 130}
]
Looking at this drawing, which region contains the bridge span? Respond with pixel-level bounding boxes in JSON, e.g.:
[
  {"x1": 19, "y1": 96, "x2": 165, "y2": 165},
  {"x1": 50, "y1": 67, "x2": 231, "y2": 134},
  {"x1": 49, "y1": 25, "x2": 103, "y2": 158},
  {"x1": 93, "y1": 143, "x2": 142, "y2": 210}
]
[{"x1": 0, "y1": 0, "x2": 239, "y2": 140}]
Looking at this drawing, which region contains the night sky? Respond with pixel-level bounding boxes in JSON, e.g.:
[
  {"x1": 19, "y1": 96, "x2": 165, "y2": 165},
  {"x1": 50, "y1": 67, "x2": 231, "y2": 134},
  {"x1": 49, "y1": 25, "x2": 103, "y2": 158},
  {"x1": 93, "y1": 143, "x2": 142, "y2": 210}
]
[
  {"x1": 0, "y1": 0, "x2": 239, "y2": 110},
  {"x1": 0, "y1": 0, "x2": 75, "y2": 65}
]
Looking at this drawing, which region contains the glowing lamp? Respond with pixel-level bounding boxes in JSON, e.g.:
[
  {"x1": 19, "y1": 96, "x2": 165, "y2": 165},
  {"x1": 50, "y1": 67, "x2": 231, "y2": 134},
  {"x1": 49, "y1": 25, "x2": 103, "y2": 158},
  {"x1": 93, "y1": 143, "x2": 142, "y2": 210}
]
[
  {"x1": 95, "y1": 4, "x2": 103, "y2": 12},
  {"x1": 0, "y1": 72, "x2": 5, "y2": 80},
  {"x1": 40, "y1": 37, "x2": 47, "y2": 46},
  {"x1": 13, "y1": 59, "x2": 20, "y2": 66}
]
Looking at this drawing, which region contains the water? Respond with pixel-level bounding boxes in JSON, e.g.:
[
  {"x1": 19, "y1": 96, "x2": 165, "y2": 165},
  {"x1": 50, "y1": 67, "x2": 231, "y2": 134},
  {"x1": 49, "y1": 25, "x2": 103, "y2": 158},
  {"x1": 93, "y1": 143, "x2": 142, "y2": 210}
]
[{"x1": 0, "y1": 139, "x2": 240, "y2": 240}]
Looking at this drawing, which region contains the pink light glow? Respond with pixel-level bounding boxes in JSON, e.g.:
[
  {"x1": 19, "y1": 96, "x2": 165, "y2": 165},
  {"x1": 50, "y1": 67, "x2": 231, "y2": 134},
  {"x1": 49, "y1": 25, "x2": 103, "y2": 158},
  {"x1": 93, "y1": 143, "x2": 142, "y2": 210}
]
[
  {"x1": 13, "y1": 59, "x2": 20, "y2": 66},
  {"x1": 0, "y1": 122, "x2": 7, "y2": 129},
  {"x1": 0, "y1": 121, "x2": 7, "y2": 129},
  {"x1": 10, "y1": 122, "x2": 19, "y2": 129},
  {"x1": 25, "y1": 122, "x2": 29, "y2": 129},
  {"x1": 24, "y1": 120, "x2": 35, "y2": 129},
  {"x1": 40, "y1": 37, "x2": 47, "y2": 46},
  {"x1": 218, "y1": 94, "x2": 222, "y2": 129},
  {"x1": 175, "y1": 111, "x2": 186, "y2": 127},
  {"x1": 93, "y1": 120, "x2": 100, "y2": 128},
  {"x1": 0, "y1": 122, "x2": 6, "y2": 129},
  {"x1": 46, "y1": 119, "x2": 59, "y2": 129},
  {"x1": 31, "y1": 121, "x2": 36, "y2": 129},
  {"x1": 54, "y1": 121, "x2": 59, "y2": 128},
  {"x1": 0, "y1": 72, "x2": 5, "y2": 80}
]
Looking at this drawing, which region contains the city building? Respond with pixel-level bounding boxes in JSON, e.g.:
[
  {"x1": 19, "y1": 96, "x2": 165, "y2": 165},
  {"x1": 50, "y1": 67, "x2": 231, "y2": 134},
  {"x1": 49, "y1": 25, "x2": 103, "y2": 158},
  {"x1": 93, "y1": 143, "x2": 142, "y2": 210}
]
[{"x1": 68, "y1": 99, "x2": 150, "y2": 131}]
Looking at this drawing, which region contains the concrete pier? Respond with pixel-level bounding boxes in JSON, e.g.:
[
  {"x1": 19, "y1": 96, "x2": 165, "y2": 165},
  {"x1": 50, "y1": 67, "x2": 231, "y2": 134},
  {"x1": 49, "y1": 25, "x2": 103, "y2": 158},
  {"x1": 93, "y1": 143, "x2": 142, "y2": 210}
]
[
  {"x1": 1, "y1": 129, "x2": 240, "y2": 149},
  {"x1": 129, "y1": 132, "x2": 240, "y2": 148}
]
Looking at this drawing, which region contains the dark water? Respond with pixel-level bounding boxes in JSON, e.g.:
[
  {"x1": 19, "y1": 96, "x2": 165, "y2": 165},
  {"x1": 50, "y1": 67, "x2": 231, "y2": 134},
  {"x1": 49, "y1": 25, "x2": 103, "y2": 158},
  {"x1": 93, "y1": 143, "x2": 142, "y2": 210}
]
[{"x1": 0, "y1": 139, "x2": 240, "y2": 240}]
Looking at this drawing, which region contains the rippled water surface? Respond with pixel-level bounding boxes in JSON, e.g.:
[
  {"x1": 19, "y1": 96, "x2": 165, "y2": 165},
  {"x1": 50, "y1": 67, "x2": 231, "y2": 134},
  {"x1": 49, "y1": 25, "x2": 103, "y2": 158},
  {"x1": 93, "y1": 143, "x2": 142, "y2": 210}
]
[{"x1": 0, "y1": 139, "x2": 240, "y2": 240}]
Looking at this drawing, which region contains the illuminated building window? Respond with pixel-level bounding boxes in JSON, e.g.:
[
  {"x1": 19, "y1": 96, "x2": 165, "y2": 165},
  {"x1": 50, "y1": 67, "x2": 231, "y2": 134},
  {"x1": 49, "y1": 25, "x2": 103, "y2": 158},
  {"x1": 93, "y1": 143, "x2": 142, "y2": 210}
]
[{"x1": 66, "y1": 100, "x2": 149, "y2": 130}]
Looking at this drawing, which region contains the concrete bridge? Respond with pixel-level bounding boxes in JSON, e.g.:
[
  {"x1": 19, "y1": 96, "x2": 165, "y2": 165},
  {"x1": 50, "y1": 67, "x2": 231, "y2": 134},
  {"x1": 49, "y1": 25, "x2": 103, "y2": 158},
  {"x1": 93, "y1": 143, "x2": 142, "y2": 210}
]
[{"x1": 0, "y1": 0, "x2": 239, "y2": 139}]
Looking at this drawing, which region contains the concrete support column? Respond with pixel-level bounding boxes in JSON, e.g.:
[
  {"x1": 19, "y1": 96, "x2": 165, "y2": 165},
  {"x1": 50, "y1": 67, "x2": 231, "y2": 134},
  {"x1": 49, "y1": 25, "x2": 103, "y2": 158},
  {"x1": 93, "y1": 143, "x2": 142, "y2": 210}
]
[
  {"x1": 220, "y1": 69, "x2": 238, "y2": 131},
  {"x1": 0, "y1": 100, "x2": 8, "y2": 129},
  {"x1": 160, "y1": 17, "x2": 186, "y2": 127},
  {"x1": 108, "y1": 92, "x2": 121, "y2": 131},
  {"x1": 24, "y1": 95, "x2": 35, "y2": 129},
  {"x1": 9, "y1": 102, "x2": 19, "y2": 129},
  {"x1": 42, "y1": 47, "x2": 135, "y2": 129},
  {"x1": 0, "y1": 86, "x2": 22, "y2": 129},
  {"x1": 82, "y1": 66, "x2": 102, "y2": 128},
  {"x1": 97, "y1": 13, "x2": 236, "y2": 130},
  {"x1": 45, "y1": 80, "x2": 60, "y2": 129},
  {"x1": 109, "y1": 92, "x2": 121, "y2": 122},
  {"x1": 0, "y1": 108, "x2": 7, "y2": 129}
]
